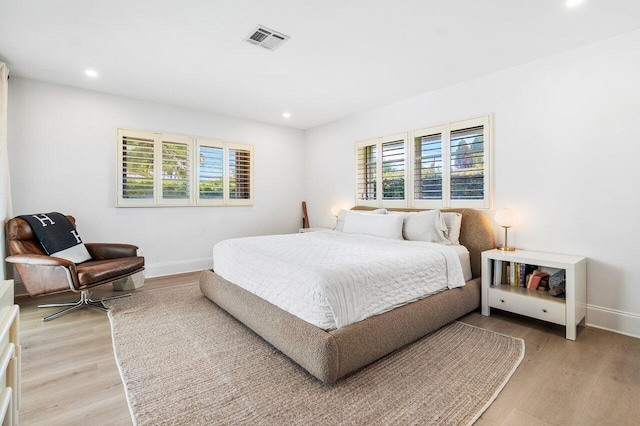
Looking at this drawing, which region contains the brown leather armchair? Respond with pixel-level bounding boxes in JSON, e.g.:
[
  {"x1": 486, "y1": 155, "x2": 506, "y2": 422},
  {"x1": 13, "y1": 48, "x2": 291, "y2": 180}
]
[{"x1": 5, "y1": 215, "x2": 144, "y2": 321}]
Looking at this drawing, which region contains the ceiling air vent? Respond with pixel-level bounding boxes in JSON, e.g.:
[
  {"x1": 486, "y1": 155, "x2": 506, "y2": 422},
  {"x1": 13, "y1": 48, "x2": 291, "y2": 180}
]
[{"x1": 245, "y1": 26, "x2": 290, "y2": 51}]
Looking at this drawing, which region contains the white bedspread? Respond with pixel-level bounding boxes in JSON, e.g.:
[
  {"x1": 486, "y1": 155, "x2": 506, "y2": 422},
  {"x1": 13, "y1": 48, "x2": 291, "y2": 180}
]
[{"x1": 213, "y1": 231, "x2": 467, "y2": 330}]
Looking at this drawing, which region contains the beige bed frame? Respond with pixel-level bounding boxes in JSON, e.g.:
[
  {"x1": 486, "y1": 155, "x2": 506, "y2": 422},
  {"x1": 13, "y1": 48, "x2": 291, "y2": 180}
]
[{"x1": 200, "y1": 208, "x2": 495, "y2": 383}]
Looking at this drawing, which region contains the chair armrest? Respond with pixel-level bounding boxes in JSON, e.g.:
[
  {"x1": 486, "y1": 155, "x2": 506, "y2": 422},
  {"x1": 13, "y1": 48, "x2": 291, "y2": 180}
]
[
  {"x1": 5, "y1": 254, "x2": 75, "y2": 268},
  {"x1": 85, "y1": 243, "x2": 139, "y2": 260},
  {"x1": 6, "y1": 255, "x2": 79, "y2": 296}
]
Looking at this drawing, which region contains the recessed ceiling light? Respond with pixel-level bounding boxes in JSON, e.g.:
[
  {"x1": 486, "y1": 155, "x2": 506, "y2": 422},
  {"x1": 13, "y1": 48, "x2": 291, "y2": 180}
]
[
  {"x1": 566, "y1": 0, "x2": 584, "y2": 7},
  {"x1": 85, "y1": 69, "x2": 98, "y2": 78},
  {"x1": 282, "y1": 112, "x2": 291, "y2": 119}
]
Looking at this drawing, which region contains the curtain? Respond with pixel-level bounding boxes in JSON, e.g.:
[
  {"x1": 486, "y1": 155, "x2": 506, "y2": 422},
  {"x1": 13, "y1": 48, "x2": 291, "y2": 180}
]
[{"x1": 0, "y1": 62, "x2": 11, "y2": 280}]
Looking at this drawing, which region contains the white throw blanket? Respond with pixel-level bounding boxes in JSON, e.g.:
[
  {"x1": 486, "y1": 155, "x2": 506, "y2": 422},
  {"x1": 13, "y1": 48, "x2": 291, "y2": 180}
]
[{"x1": 213, "y1": 231, "x2": 466, "y2": 330}]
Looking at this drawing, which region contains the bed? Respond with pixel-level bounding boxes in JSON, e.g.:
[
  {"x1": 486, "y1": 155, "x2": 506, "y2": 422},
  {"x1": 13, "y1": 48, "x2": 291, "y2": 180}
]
[{"x1": 200, "y1": 207, "x2": 495, "y2": 383}]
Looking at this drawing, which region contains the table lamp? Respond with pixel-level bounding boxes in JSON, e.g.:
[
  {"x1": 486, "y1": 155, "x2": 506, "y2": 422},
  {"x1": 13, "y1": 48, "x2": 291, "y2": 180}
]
[
  {"x1": 495, "y1": 208, "x2": 518, "y2": 251},
  {"x1": 331, "y1": 205, "x2": 340, "y2": 218}
]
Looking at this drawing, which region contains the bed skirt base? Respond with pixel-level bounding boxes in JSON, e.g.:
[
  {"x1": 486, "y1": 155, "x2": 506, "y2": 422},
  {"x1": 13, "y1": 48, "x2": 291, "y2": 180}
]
[{"x1": 199, "y1": 269, "x2": 481, "y2": 383}]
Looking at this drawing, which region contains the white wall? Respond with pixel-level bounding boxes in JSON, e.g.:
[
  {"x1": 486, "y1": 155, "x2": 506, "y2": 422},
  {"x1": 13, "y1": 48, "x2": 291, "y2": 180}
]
[
  {"x1": 304, "y1": 29, "x2": 640, "y2": 337},
  {"x1": 8, "y1": 78, "x2": 305, "y2": 280}
]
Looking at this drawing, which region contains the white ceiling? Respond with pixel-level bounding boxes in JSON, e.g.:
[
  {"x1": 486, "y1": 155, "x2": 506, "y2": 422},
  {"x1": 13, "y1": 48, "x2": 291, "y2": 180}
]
[{"x1": 1, "y1": 0, "x2": 640, "y2": 130}]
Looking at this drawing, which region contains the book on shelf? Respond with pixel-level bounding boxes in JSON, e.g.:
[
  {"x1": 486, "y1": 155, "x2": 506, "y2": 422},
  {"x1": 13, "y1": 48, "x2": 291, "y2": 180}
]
[
  {"x1": 537, "y1": 275, "x2": 550, "y2": 291},
  {"x1": 499, "y1": 262, "x2": 538, "y2": 287},
  {"x1": 492, "y1": 260, "x2": 502, "y2": 285},
  {"x1": 527, "y1": 270, "x2": 549, "y2": 290},
  {"x1": 521, "y1": 263, "x2": 538, "y2": 287}
]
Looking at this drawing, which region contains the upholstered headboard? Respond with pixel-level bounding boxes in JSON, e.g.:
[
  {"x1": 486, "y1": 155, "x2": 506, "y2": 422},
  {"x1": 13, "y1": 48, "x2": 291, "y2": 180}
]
[{"x1": 351, "y1": 207, "x2": 495, "y2": 279}]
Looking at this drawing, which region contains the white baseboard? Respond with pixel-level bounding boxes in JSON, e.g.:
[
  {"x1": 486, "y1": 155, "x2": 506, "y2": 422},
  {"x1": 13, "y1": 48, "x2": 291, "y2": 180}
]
[
  {"x1": 144, "y1": 257, "x2": 212, "y2": 278},
  {"x1": 586, "y1": 304, "x2": 640, "y2": 339}
]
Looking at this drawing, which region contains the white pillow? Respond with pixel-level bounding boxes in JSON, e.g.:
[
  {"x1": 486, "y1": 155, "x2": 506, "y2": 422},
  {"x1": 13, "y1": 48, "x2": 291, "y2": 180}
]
[
  {"x1": 335, "y1": 208, "x2": 386, "y2": 231},
  {"x1": 402, "y1": 210, "x2": 449, "y2": 244},
  {"x1": 442, "y1": 212, "x2": 463, "y2": 245},
  {"x1": 342, "y1": 210, "x2": 403, "y2": 239}
]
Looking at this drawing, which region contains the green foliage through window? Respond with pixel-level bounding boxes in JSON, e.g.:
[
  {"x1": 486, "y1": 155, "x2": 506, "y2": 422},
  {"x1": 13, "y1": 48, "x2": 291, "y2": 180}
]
[{"x1": 122, "y1": 136, "x2": 154, "y2": 199}]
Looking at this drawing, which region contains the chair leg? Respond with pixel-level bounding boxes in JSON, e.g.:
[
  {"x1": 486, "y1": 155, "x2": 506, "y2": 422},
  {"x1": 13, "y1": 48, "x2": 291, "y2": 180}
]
[
  {"x1": 39, "y1": 301, "x2": 83, "y2": 308},
  {"x1": 86, "y1": 303, "x2": 110, "y2": 313},
  {"x1": 42, "y1": 302, "x2": 84, "y2": 321},
  {"x1": 89, "y1": 293, "x2": 132, "y2": 303},
  {"x1": 40, "y1": 289, "x2": 132, "y2": 321}
]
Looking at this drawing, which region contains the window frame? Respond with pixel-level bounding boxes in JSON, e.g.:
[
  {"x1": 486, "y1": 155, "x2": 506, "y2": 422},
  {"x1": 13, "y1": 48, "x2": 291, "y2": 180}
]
[
  {"x1": 355, "y1": 133, "x2": 409, "y2": 208},
  {"x1": 116, "y1": 128, "x2": 254, "y2": 207},
  {"x1": 446, "y1": 116, "x2": 491, "y2": 209},
  {"x1": 194, "y1": 138, "x2": 226, "y2": 207},
  {"x1": 354, "y1": 114, "x2": 493, "y2": 210},
  {"x1": 157, "y1": 133, "x2": 194, "y2": 207},
  {"x1": 410, "y1": 124, "x2": 448, "y2": 210},
  {"x1": 117, "y1": 128, "x2": 157, "y2": 207},
  {"x1": 225, "y1": 142, "x2": 254, "y2": 206},
  {"x1": 195, "y1": 139, "x2": 254, "y2": 206}
]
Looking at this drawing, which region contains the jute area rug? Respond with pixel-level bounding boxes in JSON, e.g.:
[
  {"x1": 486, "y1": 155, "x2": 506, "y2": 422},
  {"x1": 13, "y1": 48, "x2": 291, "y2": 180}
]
[{"x1": 107, "y1": 283, "x2": 524, "y2": 426}]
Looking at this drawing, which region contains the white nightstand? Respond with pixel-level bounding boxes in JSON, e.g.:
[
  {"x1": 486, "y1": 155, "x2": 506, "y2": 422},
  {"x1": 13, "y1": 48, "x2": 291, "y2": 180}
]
[{"x1": 481, "y1": 248, "x2": 587, "y2": 340}]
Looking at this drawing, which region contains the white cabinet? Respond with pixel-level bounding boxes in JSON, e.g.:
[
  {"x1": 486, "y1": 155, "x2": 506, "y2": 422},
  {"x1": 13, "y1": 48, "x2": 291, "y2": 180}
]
[
  {"x1": 0, "y1": 281, "x2": 19, "y2": 426},
  {"x1": 481, "y1": 249, "x2": 587, "y2": 341}
]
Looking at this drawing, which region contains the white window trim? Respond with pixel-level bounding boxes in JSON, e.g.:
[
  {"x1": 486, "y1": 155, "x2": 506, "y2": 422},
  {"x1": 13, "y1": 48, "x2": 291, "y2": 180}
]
[{"x1": 116, "y1": 128, "x2": 254, "y2": 207}]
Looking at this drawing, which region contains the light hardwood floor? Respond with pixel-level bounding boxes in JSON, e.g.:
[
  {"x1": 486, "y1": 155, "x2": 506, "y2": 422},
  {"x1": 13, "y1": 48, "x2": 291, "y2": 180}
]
[{"x1": 16, "y1": 272, "x2": 640, "y2": 425}]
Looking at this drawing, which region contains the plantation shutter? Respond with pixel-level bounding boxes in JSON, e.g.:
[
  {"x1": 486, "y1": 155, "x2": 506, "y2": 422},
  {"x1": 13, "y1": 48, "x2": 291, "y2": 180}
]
[
  {"x1": 197, "y1": 144, "x2": 224, "y2": 201},
  {"x1": 449, "y1": 125, "x2": 484, "y2": 200},
  {"x1": 161, "y1": 139, "x2": 191, "y2": 203},
  {"x1": 414, "y1": 132, "x2": 443, "y2": 201},
  {"x1": 228, "y1": 143, "x2": 253, "y2": 205},
  {"x1": 117, "y1": 129, "x2": 253, "y2": 207},
  {"x1": 119, "y1": 135, "x2": 154, "y2": 200},
  {"x1": 381, "y1": 138, "x2": 405, "y2": 200},
  {"x1": 356, "y1": 141, "x2": 378, "y2": 203}
]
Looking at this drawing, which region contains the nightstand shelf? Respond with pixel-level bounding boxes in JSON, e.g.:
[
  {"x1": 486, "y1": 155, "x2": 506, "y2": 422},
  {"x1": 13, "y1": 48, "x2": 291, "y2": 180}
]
[{"x1": 481, "y1": 248, "x2": 587, "y2": 340}]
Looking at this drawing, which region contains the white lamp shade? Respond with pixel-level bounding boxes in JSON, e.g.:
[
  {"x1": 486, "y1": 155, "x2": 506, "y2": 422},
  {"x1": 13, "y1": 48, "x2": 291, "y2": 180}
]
[
  {"x1": 495, "y1": 208, "x2": 518, "y2": 228},
  {"x1": 330, "y1": 205, "x2": 340, "y2": 217}
]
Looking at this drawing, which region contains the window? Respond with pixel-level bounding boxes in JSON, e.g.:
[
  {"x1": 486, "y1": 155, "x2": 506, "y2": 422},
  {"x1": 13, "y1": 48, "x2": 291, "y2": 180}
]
[
  {"x1": 117, "y1": 129, "x2": 253, "y2": 207},
  {"x1": 355, "y1": 115, "x2": 492, "y2": 209},
  {"x1": 355, "y1": 133, "x2": 408, "y2": 207},
  {"x1": 413, "y1": 128, "x2": 444, "y2": 202},
  {"x1": 228, "y1": 145, "x2": 252, "y2": 202},
  {"x1": 196, "y1": 139, "x2": 253, "y2": 206},
  {"x1": 121, "y1": 132, "x2": 155, "y2": 202},
  {"x1": 413, "y1": 116, "x2": 491, "y2": 209},
  {"x1": 449, "y1": 124, "x2": 485, "y2": 202},
  {"x1": 356, "y1": 141, "x2": 377, "y2": 202},
  {"x1": 161, "y1": 137, "x2": 191, "y2": 205},
  {"x1": 197, "y1": 144, "x2": 224, "y2": 201}
]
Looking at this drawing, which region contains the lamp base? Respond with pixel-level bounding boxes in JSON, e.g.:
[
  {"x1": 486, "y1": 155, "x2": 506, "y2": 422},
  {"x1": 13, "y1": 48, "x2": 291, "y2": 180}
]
[{"x1": 497, "y1": 245, "x2": 516, "y2": 251}]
